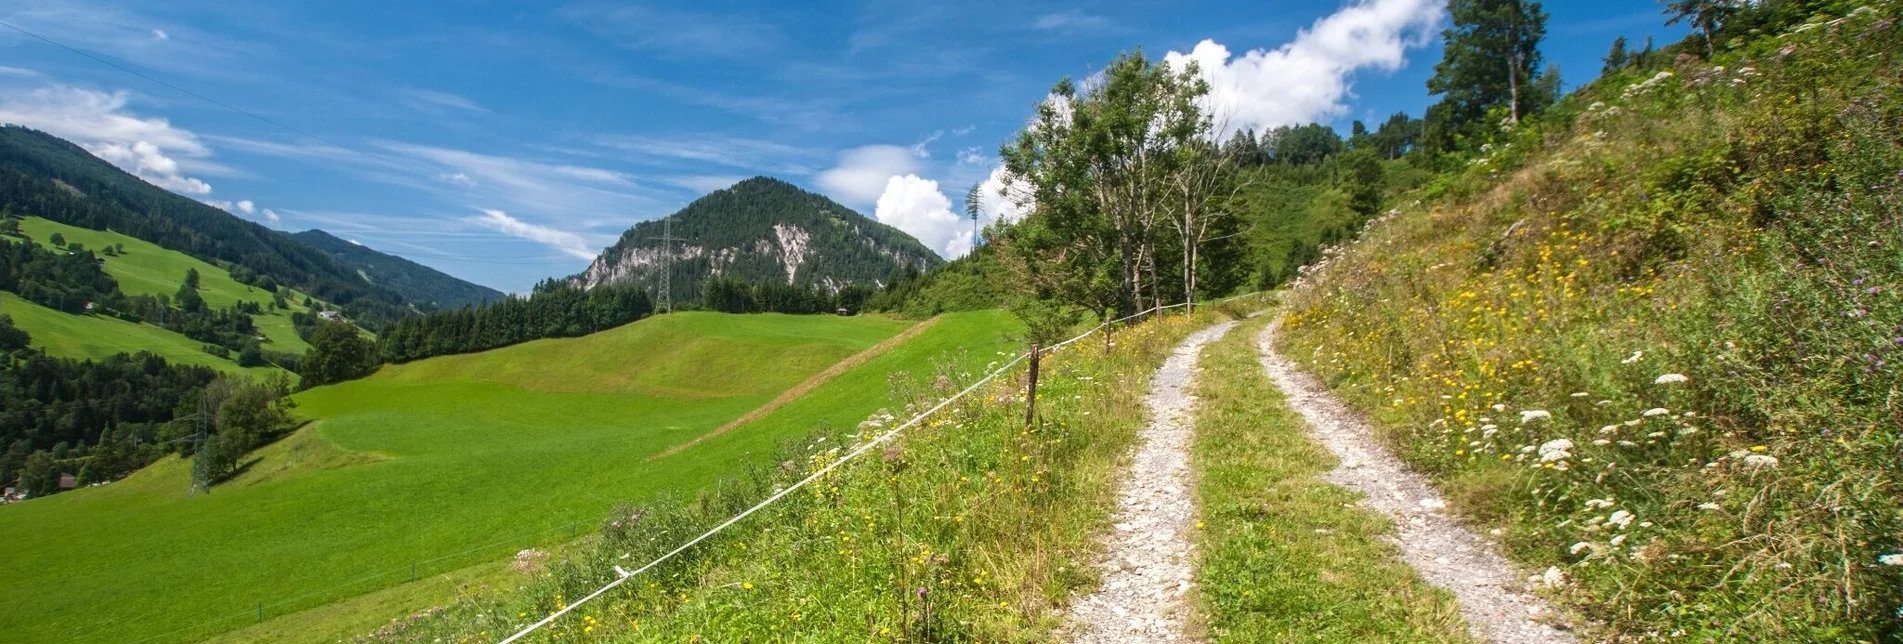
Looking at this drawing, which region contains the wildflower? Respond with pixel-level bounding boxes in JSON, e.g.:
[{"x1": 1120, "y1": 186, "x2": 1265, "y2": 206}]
[
  {"x1": 1592, "y1": 439, "x2": 1611, "y2": 445},
  {"x1": 1743, "y1": 454, "x2": 1779, "y2": 468},
  {"x1": 1607, "y1": 510, "x2": 1635, "y2": 530},
  {"x1": 1584, "y1": 498, "x2": 1614, "y2": 510},
  {"x1": 1520, "y1": 410, "x2": 1552, "y2": 424},
  {"x1": 1538, "y1": 439, "x2": 1574, "y2": 463},
  {"x1": 1492, "y1": 404, "x2": 1507, "y2": 412},
  {"x1": 1539, "y1": 566, "x2": 1566, "y2": 588},
  {"x1": 1622, "y1": 351, "x2": 1644, "y2": 364},
  {"x1": 1642, "y1": 408, "x2": 1670, "y2": 417},
  {"x1": 1879, "y1": 554, "x2": 1903, "y2": 566},
  {"x1": 1654, "y1": 373, "x2": 1689, "y2": 385},
  {"x1": 1569, "y1": 542, "x2": 1591, "y2": 554},
  {"x1": 1570, "y1": 392, "x2": 1590, "y2": 398},
  {"x1": 1698, "y1": 502, "x2": 1722, "y2": 511},
  {"x1": 1610, "y1": 534, "x2": 1628, "y2": 547}
]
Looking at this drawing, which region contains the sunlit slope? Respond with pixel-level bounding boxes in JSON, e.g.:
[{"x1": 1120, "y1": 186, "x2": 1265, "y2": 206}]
[
  {"x1": 0, "y1": 311, "x2": 920, "y2": 644},
  {"x1": 17, "y1": 215, "x2": 321, "y2": 353},
  {"x1": 0, "y1": 292, "x2": 278, "y2": 378}
]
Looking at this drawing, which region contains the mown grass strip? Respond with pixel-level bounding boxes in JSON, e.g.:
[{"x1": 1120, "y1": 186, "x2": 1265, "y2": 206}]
[{"x1": 1191, "y1": 315, "x2": 1473, "y2": 643}]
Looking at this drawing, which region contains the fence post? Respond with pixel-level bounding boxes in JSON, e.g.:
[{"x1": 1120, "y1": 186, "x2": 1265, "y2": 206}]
[{"x1": 1024, "y1": 343, "x2": 1041, "y2": 428}]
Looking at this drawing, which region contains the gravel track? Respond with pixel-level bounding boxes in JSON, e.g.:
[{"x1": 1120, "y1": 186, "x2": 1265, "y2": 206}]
[
  {"x1": 1256, "y1": 320, "x2": 1575, "y2": 644},
  {"x1": 1067, "y1": 320, "x2": 1237, "y2": 643}
]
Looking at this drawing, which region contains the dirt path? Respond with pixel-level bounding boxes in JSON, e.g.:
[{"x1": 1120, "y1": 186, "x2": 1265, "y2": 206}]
[
  {"x1": 1068, "y1": 320, "x2": 1237, "y2": 643},
  {"x1": 1255, "y1": 321, "x2": 1575, "y2": 644}
]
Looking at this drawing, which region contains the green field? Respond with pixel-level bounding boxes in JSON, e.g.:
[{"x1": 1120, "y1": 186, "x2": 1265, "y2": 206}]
[
  {"x1": 0, "y1": 292, "x2": 279, "y2": 379},
  {"x1": 15, "y1": 216, "x2": 319, "y2": 354},
  {"x1": 0, "y1": 310, "x2": 1014, "y2": 643}
]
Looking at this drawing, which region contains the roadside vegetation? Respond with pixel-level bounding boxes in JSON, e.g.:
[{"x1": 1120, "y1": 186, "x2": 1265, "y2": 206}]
[
  {"x1": 358, "y1": 308, "x2": 1234, "y2": 642},
  {"x1": 1192, "y1": 314, "x2": 1472, "y2": 643},
  {"x1": 1279, "y1": 3, "x2": 1903, "y2": 640}
]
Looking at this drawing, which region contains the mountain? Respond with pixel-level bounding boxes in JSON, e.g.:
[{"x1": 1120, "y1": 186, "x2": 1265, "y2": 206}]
[
  {"x1": 572, "y1": 177, "x2": 943, "y2": 301},
  {"x1": 0, "y1": 125, "x2": 412, "y2": 327},
  {"x1": 292, "y1": 230, "x2": 503, "y2": 309}
]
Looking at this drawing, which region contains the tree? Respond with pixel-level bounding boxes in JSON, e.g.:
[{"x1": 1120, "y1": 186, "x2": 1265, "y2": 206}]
[
  {"x1": 1000, "y1": 51, "x2": 1210, "y2": 318},
  {"x1": 175, "y1": 278, "x2": 206, "y2": 313},
  {"x1": 1341, "y1": 149, "x2": 1385, "y2": 218},
  {"x1": 301, "y1": 321, "x2": 377, "y2": 388},
  {"x1": 183, "y1": 268, "x2": 200, "y2": 289},
  {"x1": 0, "y1": 313, "x2": 28, "y2": 351},
  {"x1": 0, "y1": 217, "x2": 21, "y2": 237},
  {"x1": 48, "y1": 232, "x2": 64, "y2": 247},
  {"x1": 1603, "y1": 36, "x2": 1631, "y2": 74},
  {"x1": 1666, "y1": 0, "x2": 1740, "y2": 58},
  {"x1": 1424, "y1": 0, "x2": 1551, "y2": 152}
]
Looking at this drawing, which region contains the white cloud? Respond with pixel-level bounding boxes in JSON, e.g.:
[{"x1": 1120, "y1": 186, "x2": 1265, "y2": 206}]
[
  {"x1": 235, "y1": 199, "x2": 255, "y2": 214},
  {"x1": 955, "y1": 147, "x2": 987, "y2": 166},
  {"x1": 259, "y1": 208, "x2": 281, "y2": 225},
  {"x1": 397, "y1": 89, "x2": 487, "y2": 114},
  {"x1": 874, "y1": 175, "x2": 966, "y2": 260},
  {"x1": 665, "y1": 175, "x2": 749, "y2": 193},
  {"x1": 440, "y1": 172, "x2": 477, "y2": 186},
  {"x1": 469, "y1": 209, "x2": 598, "y2": 260},
  {"x1": 592, "y1": 134, "x2": 820, "y2": 175},
  {"x1": 973, "y1": 166, "x2": 1032, "y2": 227},
  {"x1": 1032, "y1": 10, "x2": 1113, "y2": 32},
  {"x1": 0, "y1": 65, "x2": 42, "y2": 78},
  {"x1": 151, "y1": 28, "x2": 168, "y2": 41},
  {"x1": 911, "y1": 130, "x2": 944, "y2": 158},
  {"x1": 1164, "y1": 0, "x2": 1444, "y2": 137},
  {"x1": 0, "y1": 85, "x2": 223, "y2": 195},
  {"x1": 815, "y1": 144, "x2": 923, "y2": 207}
]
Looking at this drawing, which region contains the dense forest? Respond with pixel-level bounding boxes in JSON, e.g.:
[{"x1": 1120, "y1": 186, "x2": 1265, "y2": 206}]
[
  {"x1": 375, "y1": 281, "x2": 653, "y2": 364},
  {"x1": 699, "y1": 276, "x2": 873, "y2": 314},
  {"x1": 291, "y1": 230, "x2": 503, "y2": 309},
  {"x1": 0, "y1": 126, "x2": 414, "y2": 329},
  {"x1": 573, "y1": 177, "x2": 942, "y2": 302}
]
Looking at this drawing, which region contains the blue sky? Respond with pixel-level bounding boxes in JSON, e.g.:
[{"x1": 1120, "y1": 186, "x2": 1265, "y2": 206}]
[{"x1": 0, "y1": 0, "x2": 1682, "y2": 293}]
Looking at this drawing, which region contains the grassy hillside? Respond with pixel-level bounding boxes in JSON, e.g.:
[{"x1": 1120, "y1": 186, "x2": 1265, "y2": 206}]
[
  {"x1": 349, "y1": 307, "x2": 1272, "y2": 642},
  {"x1": 1279, "y1": 5, "x2": 1902, "y2": 640},
  {"x1": 0, "y1": 311, "x2": 966, "y2": 644},
  {"x1": 0, "y1": 292, "x2": 277, "y2": 378},
  {"x1": 17, "y1": 215, "x2": 319, "y2": 354}
]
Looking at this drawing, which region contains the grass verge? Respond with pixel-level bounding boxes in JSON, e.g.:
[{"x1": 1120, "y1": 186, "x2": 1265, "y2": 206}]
[{"x1": 1191, "y1": 315, "x2": 1472, "y2": 643}]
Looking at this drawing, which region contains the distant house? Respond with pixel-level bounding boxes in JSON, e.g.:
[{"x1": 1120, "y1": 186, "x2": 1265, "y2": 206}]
[
  {"x1": 317, "y1": 310, "x2": 344, "y2": 322},
  {"x1": 57, "y1": 473, "x2": 77, "y2": 490}
]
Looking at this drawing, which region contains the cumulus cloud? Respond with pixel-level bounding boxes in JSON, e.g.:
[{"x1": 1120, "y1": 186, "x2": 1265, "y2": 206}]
[
  {"x1": 1164, "y1": 0, "x2": 1444, "y2": 137},
  {"x1": 235, "y1": 199, "x2": 255, "y2": 214},
  {"x1": 874, "y1": 175, "x2": 966, "y2": 260},
  {"x1": 0, "y1": 85, "x2": 224, "y2": 195},
  {"x1": 815, "y1": 144, "x2": 922, "y2": 206},
  {"x1": 259, "y1": 208, "x2": 281, "y2": 225},
  {"x1": 469, "y1": 208, "x2": 598, "y2": 260}
]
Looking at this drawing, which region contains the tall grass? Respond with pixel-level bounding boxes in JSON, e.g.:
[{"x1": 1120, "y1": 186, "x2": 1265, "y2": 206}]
[
  {"x1": 1278, "y1": 5, "x2": 1902, "y2": 640},
  {"x1": 363, "y1": 308, "x2": 1238, "y2": 642}
]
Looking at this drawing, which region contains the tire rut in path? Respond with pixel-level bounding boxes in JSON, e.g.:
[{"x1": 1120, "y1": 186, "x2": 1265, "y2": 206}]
[
  {"x1": 1256, "y1": 320, "x2": 1576, "y2": 644},
  {"x1": 1068, "y1": 319, "x2": 1237, "y2": 644}
]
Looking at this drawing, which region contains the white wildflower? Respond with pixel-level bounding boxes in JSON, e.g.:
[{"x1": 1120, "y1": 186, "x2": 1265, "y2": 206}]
[
  {"x1": 1584, "y1": 498, "x2": 1614, "y2": 510},
  {"x1": 1655, "y1": 373, "x2": 1689, "y2": 384},
  {"x1": 1539, "y1": 439, "x2": 1575, "y2": 463},
  {"x1": 1598, "y1": 425, "x2": 1620, "y2": 434},
  {"x1": 1540, "y1": 566, "x2": 1567, "y2": 588},
  {"x1": 1492, "y1": 404, "x2": 1508, "y2": 412},
  {"x1": 1622, "y1": 350, "x2": 1644, "y2": 364},
  {"x1": 1879, "y1": 553, "x2": 1903, "y2": 566},
  {"x1": 1520, "y1": 409, "x2": 1552, "y2": 424},
  {"x1": 1743, "y1": 454, "x2": 1779, "y2": 468},
  {"x1": 1593, "y1": 439, "x2": 1611, "y2": 445},
  {"x1": 1607, "y1": 510, "x2": 1635, "y2": 530},
  {"x1": 1610, "y1": 534, "x2": 1628, "y2": 547},
  {"x1": 1643, "y1": 408, "x2": 1671, "y2": 417},
  {"x1": 1570, "y1": 392, "x2": 1590, "y2": 398},
  {"x1": 1569, "y1": 542, "x2": 1591, "y2": 554},
  {"x1": 1697, "y1": 502, "x2": 1722, "y2": 511},
  {"x1": 1617, "y1": 440, "x2": 1639, "y2": 447}
]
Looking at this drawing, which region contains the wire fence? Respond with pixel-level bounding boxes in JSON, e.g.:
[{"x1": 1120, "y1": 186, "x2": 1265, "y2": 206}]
[
  {"x1": 498, "y1": 292, "x2": 1265, "y2": 643},
  {"x1": 89, "y1": 292, "x2": 1267, "y2": 644}
]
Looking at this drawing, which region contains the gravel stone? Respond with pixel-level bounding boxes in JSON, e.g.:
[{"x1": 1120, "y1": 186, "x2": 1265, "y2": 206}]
[
  {"x1": 1256, "y1": 321, "x2": 1576, "y2": 644},
  {"x1": 1067, "y1": 320, "x2": 1237, "y2": 644}
]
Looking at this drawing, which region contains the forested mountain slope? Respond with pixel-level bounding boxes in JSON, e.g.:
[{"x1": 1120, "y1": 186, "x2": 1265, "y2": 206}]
[
  {"x1": 572, "y1": 177, "x2": 942, "y2": 301},
  {"x1": 1278, "y1": 5, "x2": 1903, "y2": 640},
  {"x1": 0, "y1": 126, "x2": 412, "y2": 327},
  {"x1": 292, "y1": 230, "x2": 501, "y2": 309}
]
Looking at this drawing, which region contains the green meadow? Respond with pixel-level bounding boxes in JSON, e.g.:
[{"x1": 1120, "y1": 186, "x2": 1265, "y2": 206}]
[
  {"x1": 16, "y1": 216, "x2": 319, "y2": 354},
  {"x1": 0, "y1": 291, "x2": 278, "y2": 379},
  {"x1": 0, "y1": 310, "x2": 1015, "y2": 643}
]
